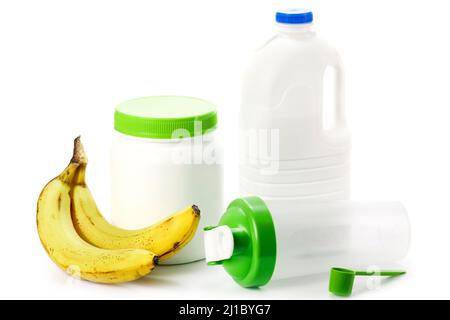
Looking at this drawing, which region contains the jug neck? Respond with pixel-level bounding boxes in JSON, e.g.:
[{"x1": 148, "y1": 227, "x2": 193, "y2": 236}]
[{"x1": 276, "y1": 22, "x2": 314, "y2": 38}]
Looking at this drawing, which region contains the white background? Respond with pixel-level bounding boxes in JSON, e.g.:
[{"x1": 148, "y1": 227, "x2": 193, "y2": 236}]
[{"x1": 1, "y1": 0, "x2": 449, "y2": 300}]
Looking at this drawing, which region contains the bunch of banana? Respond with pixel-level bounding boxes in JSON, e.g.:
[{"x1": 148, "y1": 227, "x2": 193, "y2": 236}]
[{"x1": 37, "y1": 137, "x2": 200, "y2": 283}]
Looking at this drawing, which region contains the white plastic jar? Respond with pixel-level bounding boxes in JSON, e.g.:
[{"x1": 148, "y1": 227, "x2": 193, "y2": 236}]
[{"x1": 111, "y1": 96, "x2": 223, "y2": 264}]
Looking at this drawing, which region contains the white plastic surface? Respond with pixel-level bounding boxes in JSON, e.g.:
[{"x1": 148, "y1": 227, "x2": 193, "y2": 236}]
[
  {"x1": 111, "y1": 131, "x2": 224, "y2": 264},
  {"x1": 204, "y1": 226, "x2": 234, "y2": 263},
  {"x1": 239, "y1": 22, "x2": 351, "y2": 201},
  {"x1": 267, "y1": 200, "x2": 410, "y2": 280}
]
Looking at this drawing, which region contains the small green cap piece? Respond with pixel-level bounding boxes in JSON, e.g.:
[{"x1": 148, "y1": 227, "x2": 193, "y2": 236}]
[
  {"x1": 329, "y1": 268, "x2": 357, "y2": 297},
  {"x1": 207, "y1": 197, "x2": 277, "y2": 288},
  {"x1": 329, "y1": 267, "x2": 406, "y2": 297},
  {"x1": 114, "y1": 96, "x2": 217, "y2": 139}
]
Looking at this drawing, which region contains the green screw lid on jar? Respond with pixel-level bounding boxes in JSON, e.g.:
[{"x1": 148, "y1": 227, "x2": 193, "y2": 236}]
[{"x1": 114, "y1": 96, "x2": 218, "y2": 139}]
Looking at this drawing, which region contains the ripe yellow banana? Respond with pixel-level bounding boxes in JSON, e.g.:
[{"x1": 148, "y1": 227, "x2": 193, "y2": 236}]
[
  {"x1": 37, "y1": 142, "x2": 157, "y2": 283},
  {"x1": 70, "y1": 145, "x2": 200, "y2": 261}
]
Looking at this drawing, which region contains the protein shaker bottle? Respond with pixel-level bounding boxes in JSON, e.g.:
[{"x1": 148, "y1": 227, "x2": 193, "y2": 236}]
[{"x1": 204, "y1": 197, "x2": 410, "y2": 287}]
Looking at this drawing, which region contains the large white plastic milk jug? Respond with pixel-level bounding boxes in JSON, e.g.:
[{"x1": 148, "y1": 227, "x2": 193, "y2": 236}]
[{"x1": 240, "y1": 9, "x2": 351, "y2": 201}]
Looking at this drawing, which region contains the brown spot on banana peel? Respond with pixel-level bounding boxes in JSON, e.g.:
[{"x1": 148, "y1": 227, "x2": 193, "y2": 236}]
[{"x1": 57, "y1": 194, "x2": 62, "y2": 211}]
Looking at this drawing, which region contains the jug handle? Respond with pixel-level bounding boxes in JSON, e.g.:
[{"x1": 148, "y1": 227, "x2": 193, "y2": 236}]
[{"x1": 328, "y1": 55, "x2": 347, "y2": 129}]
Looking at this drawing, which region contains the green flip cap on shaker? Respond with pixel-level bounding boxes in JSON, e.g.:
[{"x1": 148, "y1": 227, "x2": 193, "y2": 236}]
[{"x1": 204, "y1": 197, "x2": 277, "y2": 288}]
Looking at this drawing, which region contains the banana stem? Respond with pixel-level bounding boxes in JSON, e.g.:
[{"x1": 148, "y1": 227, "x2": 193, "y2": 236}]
[
  {"x1": 71, "y1": 136, "x2": 88, "y2": 165},
  {"x1": 70, "y1": 137, "x2": 88, "y2": 186}
]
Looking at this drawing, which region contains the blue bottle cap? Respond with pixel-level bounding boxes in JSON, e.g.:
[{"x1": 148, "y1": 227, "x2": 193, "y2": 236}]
[{"x1": 276, "y1": 9, "x2": 313, "y2": 25}]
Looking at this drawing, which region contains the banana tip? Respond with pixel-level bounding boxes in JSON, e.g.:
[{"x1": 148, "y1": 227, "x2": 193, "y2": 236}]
[
  {"x1": 192, "y1": 205, "x2": 200, "y2": 216},
  {"x1": 153, "y1": 255, "x2": 160, "y2": 265}
]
